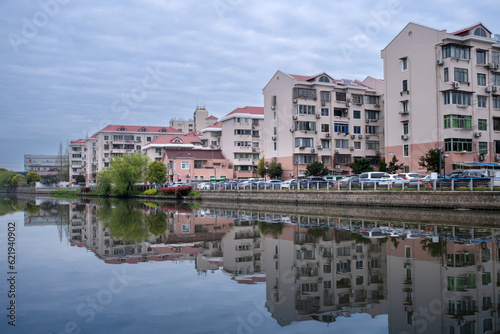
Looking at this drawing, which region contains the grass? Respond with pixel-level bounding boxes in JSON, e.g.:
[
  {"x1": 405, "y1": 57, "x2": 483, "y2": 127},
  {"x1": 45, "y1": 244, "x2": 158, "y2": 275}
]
[{"x1": 51, "y1": 189, "x2": 81, "y2": 195}]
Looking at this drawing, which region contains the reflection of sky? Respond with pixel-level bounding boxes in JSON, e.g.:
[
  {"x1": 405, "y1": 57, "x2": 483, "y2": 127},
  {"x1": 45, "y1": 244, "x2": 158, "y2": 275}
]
[{"x1": 0, "y1": 211, "x2": 388, "y2": 334}]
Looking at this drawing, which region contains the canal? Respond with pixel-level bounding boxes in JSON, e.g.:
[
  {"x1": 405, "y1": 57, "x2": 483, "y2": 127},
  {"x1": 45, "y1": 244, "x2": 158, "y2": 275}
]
[{"x1": 0, "y1": 196, "x2": 499, "y2": 333}]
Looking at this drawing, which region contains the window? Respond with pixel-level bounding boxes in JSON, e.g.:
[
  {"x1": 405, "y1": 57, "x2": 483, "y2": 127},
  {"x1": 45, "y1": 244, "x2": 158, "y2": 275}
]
[
  {"x1": 401, "y1": 57, "x2": 408, "y2": 71},
  {"x1": 321, "y1": 124, "x2": 330, "y2": 132},
  {"x1": 295, "y1": 121, "x2": 316, "y2": 132},
  {"x1": 336, "y1": 92, "x2": 347, "y2": 101},
  {"x1": 365, "y1": 125, "x2": 379, "y2": 134},
  {"x1": 321, "y1": 108, "x2": 329, "y2": 116},
  {"x1": 271, "y1": 95, "x2": 277, "y2": 107},
  {"x1": 234, "y1": 129, "x2": 252, "y2": 135},
  {"x1": 295, "y1": 154, "x2": 317, "y2": 164},
  {"x1": 443, "y1": 91, "x2": 472, "y2": 105},
  {"x1": 478, "y1": 119, "x2": 487, "y2": 131},
  {"x1": 154, "y1": 148, "x2": 161, "y2": 154},
  {"x1": 494, "y1": 74, "x2": 500, "y2": 86},
  {"x1": 295, "y1": 105, "x2": 316, "y2": 115},
  {"x1": 104, "y1": 144, "x2": 109, "y2": 150},
  {"x1": 104, "y1": 135, "x2": 109, "y2": 140},
  {"x1": 474, "y1": 27, "x2": 487, "y2": 37},
  {"x1": 274, "y1": 142, "x2": 277, "y2": 151},
  {"x1": 181, "y1": 161, "x2": 190, "y2": 169},
  {"x1": 366, "y1": 141, "x2": 380, "y2": 150},
  {"x1": 402, "y1": 79, "x2": 408, "y2": 92},
  {"x1": 335, "y1": 154, "x2": 351, "y2": 164},
  {"x1": 494, "y1": 96, "x2": 500, "y2": 109},
  {"x1": 442, "y1": 44, "x2": 470, "y2": 60},
  {"x1": 365, "y1": 110, "x2": 380, "y2": 120},
  {"x1": 319, "y1": 75, "x2": 330, "y2": 83},
  {"x1": 402, "y1": 101, "x2": 409, "y2": 113},
  {"x1": 320, "y1": 91, "x2": 330, "y2": 102},
  {"x1": 454, "y1": 68, "x2": 468, "y2": 82},
  {"x1": 493, "y1": 51, "x2": 500, "y2": 65},
  {"x1": 353, "y1": 110, "x2": 361, "y2": 119},
  {"x1": 334, "y1": 123, "x2": 349, "y2": 133},
  {"x1": 495, "y1": 141, "x2": 500, "y2": 154},
  {"x1": 294, "y1": 88, "x2": 316, "y2": 100},
  {"x1": 353, "y1": 126, "x2": 361, "y2": 134},
  {"x1": 322, "y1": 156, "x2": 331, "y2": 165},
  {"x1": 321, "y1": 139, "x2": 331, "y2": 149},
  {"x1": 403, "y1": 122, "x2": 409, "y2": 135},
  {"x1": 478, "y1": 95, "x2": 487, "y2": 108},
  {"x1": 479, "y1": 142, "x2": 488, "y2": 155},
  {"x1": 334, "y1": 108, "x2": 347, "y2": 117},
  {"x1": 354, "y1": 141, "x2": 361, "y2": 150},
  {"x1": 365, "y1": 95, "x2": 380, "y2": 105},
  {"x1": 295, "y1": 138, "x2": 314, "y2": 148},
  {"x1": 444, "y1": 68, "x2": 449, "y2": 82},
  {"x1": 352, "y1": 94, "x2": 363, "y2": 105},
  {"x1": 405, "y1": 246, "x2": 411, "y2": 258},
  {"x1": 403, "y1": 144, "x2": 409, "y2": 157},
  {"x1": 138, "y1": 127, "x2": 148, "y2": 132},
  {"x1": 136, "y1": 136, "x2": 141, "y2": 141},
  {"x1": 146, "y1": 137, "x2": 152, "y2": 142},
  {"x1": 477, "y1": 50, "x2": 487, "y2": 65},
  {"x1": 444, "y1": 115, "x2": 472, "y2": 129},
  {"x1": 494, "y1": 118, "x2": 500, "y2": 131},
  {"x1": 444, "y1": 138, "x2": 473, "y2": 152},
  {"x1": 273, "y1": 127, "x2": 277, "y2": 135},
  {"x1": 273, "y1": 111, "x2": 276, "y2": 120},
  {"x1": 484, "y1": 318, "x2": 493, "y2": 332},
  {"x1": 335, "y1": 139, "x2": 349, "y2": 149}
]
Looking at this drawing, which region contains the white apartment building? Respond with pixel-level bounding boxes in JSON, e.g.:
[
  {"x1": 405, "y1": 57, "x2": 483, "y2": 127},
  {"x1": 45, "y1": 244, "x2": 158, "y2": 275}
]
[
  {"x1": 24, "y1": 154, "x2": 64, "y2": 176},
  {"x1": 169, "y1": 108, "x2": 214, "y2": 133},
  {"x1": 382, "y1": 22, "x2": 500, "y2": 173},
  {"x1": 263, "y1": 71, "x2": 384, "y2": 178}
]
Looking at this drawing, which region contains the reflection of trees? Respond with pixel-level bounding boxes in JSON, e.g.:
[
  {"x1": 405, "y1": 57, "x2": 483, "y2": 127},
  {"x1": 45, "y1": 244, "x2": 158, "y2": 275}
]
[
  {"x1": 0, "y1": 198, "x2": 25, "y2": 216},
  {"x1": 420, "y1": 238, "x2": 445, "y2": 258},
  {"x1": 350, "y1": 232, "x2": 372, "y2": 244},
  {"x1": 98, "y1": 200, "x2": 168, "y2": 242},
  {"x1": 26, "y1": 201, "x2": 41, "y2": 215},
  {"x1": 258, "y1": 221, "x2": 284, "y2": 237},
  {"x1": 306, "y1": 227, "x2": 329, "y2": 239}
]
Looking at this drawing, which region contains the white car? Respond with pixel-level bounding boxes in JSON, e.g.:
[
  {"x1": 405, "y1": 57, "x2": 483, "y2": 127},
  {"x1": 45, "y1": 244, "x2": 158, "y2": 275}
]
[
  {"x1": 197, "y1": 182, "x2": 212, "y2": 190},
  {"x1": 378, "y1": 174, "x2": 399, "y2": 186},
  {"x1": 281, "y1": 179, "x2": 296, "y2": 189},
  {"x1": 395, "y1": 173, "x2": 424, "y2": 185}
]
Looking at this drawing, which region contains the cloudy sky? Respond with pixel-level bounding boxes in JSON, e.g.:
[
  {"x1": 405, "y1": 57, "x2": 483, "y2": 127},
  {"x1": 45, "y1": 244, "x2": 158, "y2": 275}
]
[{"x1": 0, "y1": 0, "x2": 499, "y2": 171}]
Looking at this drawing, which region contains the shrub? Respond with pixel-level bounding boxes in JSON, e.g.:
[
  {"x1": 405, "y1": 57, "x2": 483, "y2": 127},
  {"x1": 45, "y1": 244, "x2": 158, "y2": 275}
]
[
  {"x1": 143, "y1": 189, "x2": 158, "y2": 195},
  {"x1": 160, "y1": 185, "x2": 192, "y2": 198},
  {"x1": 80, "y1": 187, "x2": 91, "y2": 193}
]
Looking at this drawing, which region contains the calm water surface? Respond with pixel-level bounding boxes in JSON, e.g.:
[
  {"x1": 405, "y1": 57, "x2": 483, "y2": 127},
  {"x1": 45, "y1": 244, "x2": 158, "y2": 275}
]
[{"x1": 0, "y1": 197, "x2": 498, "y2": 333}]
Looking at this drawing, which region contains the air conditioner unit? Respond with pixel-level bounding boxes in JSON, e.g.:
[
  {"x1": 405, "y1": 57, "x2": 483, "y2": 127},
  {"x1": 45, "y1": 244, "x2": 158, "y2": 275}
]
[
  {"x1": 346, "y1": 98, "x2": 352, "y2": 102},
  {"x1": 493, "y1": 86, "x2": 498, "y2": 92},
  {"x1": 252, "y1": 148, "x2": 257, "y2": 152},
  {"x1": 293, "y1": 99, "x2": 298, "y2": 103},
  {"x1": 343, "y1": 109, "x2": 348, "y2": 114},
  {"x1": 271, "y1": 105, "x2": 275, "y2": 110},
  {"x1": 326, "y1": 132, "x2": 331, "y2": 137},
  {"x1": 350, "y1": 146, "x2": 355, "y2": 151},
  {"x1": 495, "y1": 154, "x2": 500, "y2": 161},
  {"x1": 335, "y1": 149, "x2": 340, "y2": 153},
  {"x1": 316, "y1": 114, "x2": 321, "y2": 119},
  {"x1": 486, "y1": 86, "x2": 493, "y2": 93},
  {"x1": 479, "y1": 154, "x2": 485, "y2": 161},
  {"x1": 375, "y1": 103, "x2": 381, "y2": 107},
  {"x1": 299, "y1": 146, "x2": 305, "y2": 149},
  {"x1": 453, "y1": 81, "x2": 461, "y2": 89},
  {"x1": 474, "y1": 132, "x2": 482, "y2": 138},
  {"x1": 401, "y1": 134, "x2": 409, "y2": 140},
  {"x1": 311, "y1": 148, "x2": 316, "y2": 153},
  {"x1": 436, "y1": 59, "x2": 444, "y2": 65},
  {"x1": 321, "y1": 101, "x2": 326, "y2": 106},
  {"x1": 186, "y1": 174, "x2": 190, "y2": 178},
  {"x1": 366, "y1": 119, "x2": 370, "y2": 123},
  {"x1": 346, "y1": 102, "x2": 351, "y2": 107},
  {"x1": 293, "y1": 115, "x2": 298, "y2": 120},
  {"x1": 335, "y1": 165, "x2": 340, "y2": 169},
  {"x1": 351, "y1": 134, "x2": 356, "y2": 139},
  {"x1": 271, "y1": 136, "x2": 276, "y2": 141},
  {"x1": 358, "y1": 134, "x2": 363, "y2": 139},
  {"x1": 289, "y1": 128, "x2": 294, "y2": 133},
  {"x1": 317, "y1": 144, "x2": 322, "y2": 149},
  {"x1": 365, "y1": 134, "x2": 371, "y2": 139}
]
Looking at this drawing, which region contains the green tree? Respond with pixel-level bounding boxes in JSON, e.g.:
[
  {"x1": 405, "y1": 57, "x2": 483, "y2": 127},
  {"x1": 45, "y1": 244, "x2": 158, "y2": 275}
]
[
  {"x1": 145, "y1": 212, "x2": 168, "y2": 236},
  {"x1": 97, "y1": 169, "x2": 113, "y2": 195},
  {"x1": 267, "y1": 162, "x2": 283, "y2": 180},
  {"x1": 12, "y1": 174, "x2": 25, "y2": 187},
  {"x1": 257, "y1": 157, "x2": 266, "y2": 178},
  {"x1": 145, "y1": 161, "x2": 167, "y2": 185},
  {"x1": 98, "y1": 200, "x2": 150, "y2": 242},
  {"x1": 109, "y1": 153, "x2": 150, "y2": 196},
  {"x1": 378, "y1": 158, "x2": 388, "y2": 172},
  {"x1": 304, "y1": 161, "x2": 329, "y2": 177},
  {"x1": 418, "y1": 148, "x2": 441, "y2": 173},
  {"x1": 387, "y1": 155, "x2": 405, "y2": 174},
  {"x1": 349, "y1": 157, "x2": 374, "y2": 174},
  {"x1": 26, "y1": 171, "x2": 41, "y2": 186},
  {"x1": 40, "y1": 174, "x2": 59, "y2": 186},
  {"x1": 0, "y1": 170, "x2": 16, "y2": 188}
]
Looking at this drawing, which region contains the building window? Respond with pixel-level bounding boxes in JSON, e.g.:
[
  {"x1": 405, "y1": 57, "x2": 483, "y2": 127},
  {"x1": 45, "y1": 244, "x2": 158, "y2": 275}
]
[
  {"x1": 334, "y1": 123, "x2": 349, "y2": 133},
  {"x1": 477, "y1": 73, "x2": 486, "y2": 86},
  {"x1": 402, "y1": 79, "x2": 408, "y2": 92},
  {"x1": 273, "y1": 111, "x2": 276, "y2": 120},
  {"x1": 352, "y1": 94, "x2": 363, "y2": 105},
  {"x1": 478, "y1": 119, "x2": 488, "y2": 131},
  {"x1": 443, "y1": 91, "x2": 472, "y2": 105},
  {"x1": 273, "y1": 127, "x2": 277, "y2": 135},
  {"x1": 146, "y1": 137, "x2": 152, "y2": 142},
  {"x1": 494, "y1": 96, "x2": 500, "y2": 109},
  {"x1": 136, "y1": 145, "x2": 141, "y2": 150},
  {"x1": 493, "y1": 118, "x2": 500, "y2": 131},
  {"x1": 479, "y1": 141, "x2": 488, "y2": 155},
  {"x1": 444, "y1": 68, "x2": 449, "y2": 82},
  {"x1": 403, "y1": 122, "x2": 409, "y2": 135},
  {"x1": 444, "y1": 138, "x2": 473, "y2": 152},
  {"x1": 294, "y1": 88, "x2": 316, "y2": 100},
  {"x1": 273, "y1": 142, "x2": 277, "y2": 151},
  {"x1": 401, "y1": 57, "x2": 408, "y2": 71},
  {"x1": 353, "y1": 110, "x2": 361, "y2": 119},
  {"x1": 335, "y1": 139, "x2": 349, "y2": 149},
  {"x1": 494, "y1": 74, "x2": 500, "y2": 86},
  {"x1": 366, "y1": 141, "x2": 380, "y2": 150},
  {"x1": 365, "y1": 125, "x2": 379, "y2": 134},
  {"x1": 322, "y1": 156, "x2": 331, "y2": 165},
  {"x1": 405, "y1": 246, "x2": 411, "y2": 258},
  {"x1": 181, "y1": 161, "x2": 190, "y2": 169},
  {"x1": 271, "y1": 95, "x2": 277, "y2": 107},
  {"x1": 365, "y1": 95, "x2": 380, "y2": 105},
  {"x1": 336, "y1": 92, "x2": 347, "y2": 102},
  {"x1": 478, "y1": 95, "x2": 487, "y2": 108},
  {"x1": 320, "y1": 91, "x2": 330, "y2": 102},
  {"x1": 442, "y1": 44, "x2": 470, "y2": 60},
  {"x1": 295, "y1": 154, "x2": 317, "y2": 164},
  {"x1": 353, "y1": 126, "x2": 361, "y2": 134},
  {"x1": 234, "y1": 129, "x2": 252, "y2": 135},
  {"x1": 444, "y1": 115, "x2": 472, "y2": 129},
  {"x1": 104, "y1": 144, "x2": 109, "y2": 150},
  {"x1": 319, "y1": 108, "x2": 329, "y2": 116},
  {"x1": 354, "y1": 141, "x2": 361, "y2": 150},
  {"x1": 321, "y1": 124, "x2": 330, "y2": 132},
  {"x1": 495, "y1": 141, "x2": 500, "y2": 154},
  {"x1": 403, "y1": 144, "x2": 409, "y2": 157},
  {"x1": 295, "y1": 105, "x2": 316, "y2": 115},
  {"x1": 365, "y1": 110, "x2": 380, "y2": 120},
  {"x1": 295, "y1": 138, "x2": 314, "y2": 148},
  {"x1": 334, "y1": 154, "x2": 350, "y2": 165},
  {"x1": 319, "y1": 75, "x2": 330, "y2": 83},
  {"x1": 295, "y1": 121, "x2": 316, "y2": 132},
  {"x1": 454, "y1": 68, "x2": 468, "y2": 83},
  {"x1": 321, "y1": 139, "x2": 331, "y2": 148},
  {"x1": 104, "y1": 135, "x2": 109, "y2": 140},
  {"x1": 476, "y1": 50, "x2": 487, "y2": 65}
]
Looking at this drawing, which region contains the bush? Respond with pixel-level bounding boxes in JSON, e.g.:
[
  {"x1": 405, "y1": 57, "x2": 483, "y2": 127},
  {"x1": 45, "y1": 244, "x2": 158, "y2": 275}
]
[
  {"x1": 80, "y1": 187, "x2": 90, "y2": 193},
  {"x1": 160, "y1": 185, "x2": 192, "y2": 198},
  {"x1": 143, "y1": 189, "x2": 158, "y2": 195}
]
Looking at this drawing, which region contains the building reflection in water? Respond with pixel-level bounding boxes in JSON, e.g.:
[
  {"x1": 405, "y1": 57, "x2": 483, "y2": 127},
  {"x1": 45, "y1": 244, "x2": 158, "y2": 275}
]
[{"x1": 22, "y1": 199, "x2": 500, "y2": 333}]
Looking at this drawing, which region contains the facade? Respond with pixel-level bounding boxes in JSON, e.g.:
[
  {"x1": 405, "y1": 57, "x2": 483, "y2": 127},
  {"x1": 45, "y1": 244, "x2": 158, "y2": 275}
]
[
  {"x1": 169, "y1": 108, "x2": 213, "y2": 133},
  {"x1": 68, "y1": 139, "x2": 87, "y2": 182},
  {"x1": 24, "y1": 154, "x2": 64, "y2": 176},
  {"x1": 262, "y1": 71, "x2": 384, "y2": 179},
  {"x1": 219, "y1": 106, "x2": 264, "y2": 179},
  {"x1": 199, "y1": 121, "x2": 222, "y2": 149},
  {"x1": 382, "y1": 22, "x2": 500, "y2": 173}
]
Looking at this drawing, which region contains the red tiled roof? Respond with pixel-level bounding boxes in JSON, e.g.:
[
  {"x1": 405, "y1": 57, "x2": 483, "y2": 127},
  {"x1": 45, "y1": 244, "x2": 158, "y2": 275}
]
[
  {"x1": 449, "y1": 23, "x2": 491, "y2": 37},
  {"x1": 206, "y1": 115, "x2": 218, "y2": 120},
  {"x1": 206, "y1": 121, "x2": 222, "y2": 128},
  {"x1": 225, "y1": 106, "x2": 264, "y2": 116},
  {"x1": 165, "y1": 149, "x2": 225, "y2": 160},
  {"x1": 289, "y1": 74, "x2": 315, "y2": 82},
  {"x1": 70, "y1": 139, "x2": 87, "y2": 145},
  {"x1": 147, "y1": 132, "x2": 201, "y2": 145},
  {"x1": 100, "y1": 125, "x2": 182, "y2": 133}
]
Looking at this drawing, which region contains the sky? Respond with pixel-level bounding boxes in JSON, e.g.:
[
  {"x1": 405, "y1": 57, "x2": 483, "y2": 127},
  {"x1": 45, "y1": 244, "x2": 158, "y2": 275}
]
[{"x1": 0, "y1": 0, "x2": 499, "y2": 171}]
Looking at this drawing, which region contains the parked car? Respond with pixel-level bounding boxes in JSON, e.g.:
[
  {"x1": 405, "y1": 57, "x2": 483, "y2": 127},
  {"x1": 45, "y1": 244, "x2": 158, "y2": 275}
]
[
  {"x1": 238, "y1": 180, "x2": 256, "y2": 189},
  {"x1": 265, "y1": 179, "x2": 283, "y2": 189},
  {"x1": 338, "y1": 175, "x2": 359, "y2": 188},
  {"x1": 378, "y1": 174, "x2": 399, "y2": 186},
  {"x1": 394, "y1": 173, "x2": 423, "y2": 185},
  {"x1": 358, "y1": 172, "x2": 390, "y2": 187},
  {"x1": 300, "y1": 176, "x2": 328, "y2": 188},
  {"x1": 197, "y1": 182, "x2": 212, "y2": 190},
  {"x1": 281, "y1": 179, "x2": 297, "y2": 189}
]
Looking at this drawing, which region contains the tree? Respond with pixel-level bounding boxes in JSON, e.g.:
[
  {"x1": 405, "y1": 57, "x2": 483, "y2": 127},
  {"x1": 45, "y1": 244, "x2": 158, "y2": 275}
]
[
  {"x1": 267, "y1": 162, "x2": 283, "y2": 179},
  {"x1": 256, "y1": 157, "x2": 266, "y2": 178},
  {"x1": 26, "y1": 171, "x2": 41, "y2": 186},
  {"x1": 378, "y1": 158, "x2": 388, "y2": 172},
  {"x1": 109, "y1": 153, "x2": 150, "y2": 196},
  {"x1": 11, "y1": 174, "x2": 25, "y2": 187},
  {"x1": 97, "y1": 169, "x2": 113, "y2": 195},
  {"x1": 145, "y1": 161, "x2": 167, "y2": 185},
  {"x1": 418, "y1": 148, "x2": 441, "y2": 173},
  {"x1": 387, "y1": 155, "x2": 405, "y2": 174},
  {"x1": 349, "y1": 157, "x2": 374, "y2": 174},
  {"x1": 56, "y1": 141, "x2": 69, "y2": 182},
  {"x1": 40, "y1": 174, "x2": 59, "y2": 186},
  {"x1": 304, "y1": 161, "x2": 329, "y2": 177},
  {"x1": 0, "y1": 170, "x2": 16, "y2": 188},
  {"x1": 75, "y1": 174, "x2": 86, "y2": 184}
]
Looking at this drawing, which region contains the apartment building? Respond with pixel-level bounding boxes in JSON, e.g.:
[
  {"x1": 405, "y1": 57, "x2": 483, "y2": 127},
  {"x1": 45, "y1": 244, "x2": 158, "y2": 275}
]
[
  {"x1": 382, "y1": 22, "x2": 500, "y2": 173},
  {"x1": 199, "y1": 121, "x2": 222, "y2": 149},
  {"x1": 169, "y1": 108, "x2": 215, "y2": 133},
  {"x1": 263, "y1": 71, "x2": 384, "y2": 178},
  {"x1": 24, "y1": 154, "x2": 65, "y2": 176},
  {"x1": 68, "y1": 139, "x2": 87, "y2": 182}
]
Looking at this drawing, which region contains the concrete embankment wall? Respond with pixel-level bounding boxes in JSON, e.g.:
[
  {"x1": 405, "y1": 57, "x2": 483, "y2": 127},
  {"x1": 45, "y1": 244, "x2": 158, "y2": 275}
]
[{"x1": 200, "y1": 190, "x2": 500, "y2": 210}]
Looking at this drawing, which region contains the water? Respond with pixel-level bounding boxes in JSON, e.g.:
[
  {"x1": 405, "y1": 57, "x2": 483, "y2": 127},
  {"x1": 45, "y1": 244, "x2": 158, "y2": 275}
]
[{"x1": 0, "y1": 196, "x2": 498, "y2": 333}]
